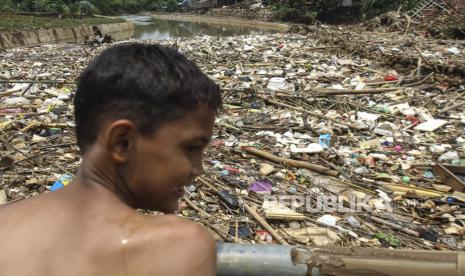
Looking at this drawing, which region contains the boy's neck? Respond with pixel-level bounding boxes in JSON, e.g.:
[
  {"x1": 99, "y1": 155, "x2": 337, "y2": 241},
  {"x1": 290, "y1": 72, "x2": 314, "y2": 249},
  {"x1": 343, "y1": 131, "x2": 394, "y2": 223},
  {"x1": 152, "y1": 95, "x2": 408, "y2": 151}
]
[{"x1": 72, "y1": 157, "x2": 138, "y2": 210}]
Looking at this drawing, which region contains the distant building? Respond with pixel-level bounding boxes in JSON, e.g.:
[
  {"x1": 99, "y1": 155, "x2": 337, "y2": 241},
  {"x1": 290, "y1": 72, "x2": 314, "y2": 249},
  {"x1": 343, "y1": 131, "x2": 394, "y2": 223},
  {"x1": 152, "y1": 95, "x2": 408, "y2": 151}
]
[{"x1": 409, "y1": 0, "x2": 465, "y2": 21}]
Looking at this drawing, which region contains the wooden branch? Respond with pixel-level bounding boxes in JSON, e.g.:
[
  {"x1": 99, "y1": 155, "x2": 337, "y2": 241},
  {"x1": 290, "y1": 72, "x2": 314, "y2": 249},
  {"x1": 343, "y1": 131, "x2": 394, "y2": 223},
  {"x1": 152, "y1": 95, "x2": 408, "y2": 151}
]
[
  {"x1": 315, "y1": 87, "x2": 400, "y2": 96},
  {"x1": 438, "y1": 101, "x2": 465, "y2": 114},
  {"x1": 241, "y1": 201, "x2": 289, "y2": 245},
  {"x1": 404, "y1": 14, "x2": 412, "y2": 35},
  {"x1": 243, "y1": 146, "x2": 339, "y2": 177},
  {"x1": 0, "y1": 88, "x2": 22, "y2": 97},
  {"x1": 369, "y1": 216, "x2": 420, "y2": 238},
  {"x1": 197, "y1": 176, "x2": 219, "y2": 193},
  {"x1": 414, "y1": 45, "x2": 432, "y2": 66},
  {"x1": 364, "y1": 80, "x2": 399, "y2": 86},
  {"x1": 21, "y1": 122, "x2": 71, "y2": 133},
  {"x1": 183, "y1": 196, "x2": 212, "y2": 218},
  {"x1": 258, "y1": 96, "x2": 360, "y2": 130}
]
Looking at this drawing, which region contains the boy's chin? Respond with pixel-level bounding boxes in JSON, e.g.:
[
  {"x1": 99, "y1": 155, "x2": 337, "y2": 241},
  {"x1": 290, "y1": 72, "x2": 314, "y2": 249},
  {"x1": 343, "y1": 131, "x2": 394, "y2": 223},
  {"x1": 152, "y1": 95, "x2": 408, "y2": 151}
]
[
  {"x1": 136, "y1": 199, "x2": 179, "y2": 214},
  {"x1": 157, "y1": 200, "x2": 180, "y2": 214}
]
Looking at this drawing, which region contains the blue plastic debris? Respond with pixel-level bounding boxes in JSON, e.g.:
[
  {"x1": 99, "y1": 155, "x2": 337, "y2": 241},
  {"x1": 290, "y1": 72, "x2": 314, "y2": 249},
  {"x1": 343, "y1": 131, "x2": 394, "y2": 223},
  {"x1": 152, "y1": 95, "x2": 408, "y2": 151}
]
[
  {"x1": 50, "y1": 174, "x2": 72, "y2": 192},
  {"x1": 319, "y1": 133, "x2": 331, "y2": 149},
  {"x1": 446, "y1": 197, "x2": 456, "y2": 203},
  {"x1": 423, "y1": 170, "x2": 435, "y2": 179}
]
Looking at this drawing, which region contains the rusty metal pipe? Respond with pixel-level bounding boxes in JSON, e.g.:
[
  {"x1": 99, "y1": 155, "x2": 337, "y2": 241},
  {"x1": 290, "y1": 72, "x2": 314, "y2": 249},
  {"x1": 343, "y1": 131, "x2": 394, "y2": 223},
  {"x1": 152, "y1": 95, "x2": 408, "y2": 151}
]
[
  {"x1": 216, "y1": 243, "x2": 307, "y2": 276},
  {"x1": 217, "y1": 243, "x2": 465, "y2": 276}
]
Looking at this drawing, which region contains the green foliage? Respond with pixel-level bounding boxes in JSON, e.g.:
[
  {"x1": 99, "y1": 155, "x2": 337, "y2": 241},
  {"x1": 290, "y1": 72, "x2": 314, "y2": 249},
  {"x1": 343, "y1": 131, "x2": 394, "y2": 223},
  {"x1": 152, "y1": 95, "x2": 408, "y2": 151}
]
[
  {"x1": 122, "y1": 0, "x2": 143, "y2": 13},
  {"x1": 76, "y1": 0, "x2": 100, "y2": 15},
  {"x1": 146, "y1": 0, "x2": 179, "y2": 12},
  {"x1": 0, "y1": 13, "x2": 124, "y2": 31},
  {"x1": 89, "y1": 0, "x2": 121, "y2": 15},
  {"x1": 86, "y1": 0, "x2": 180, "y2": 14},
  {"x1": 0, "y1": 0, "x2": 180, "y2": 16},
  {"x1": 164, "y1": 0, "x2": 179, "y2": 12},
  {"x1": 0, "y1": 0, "x2": 15, "y2": 12},
  {"x1": 270, "y1": 0, "x2": 317, "y2": 24},
  {"x1": 374, "y1": 232, "x2": 401, "y2": 248}
]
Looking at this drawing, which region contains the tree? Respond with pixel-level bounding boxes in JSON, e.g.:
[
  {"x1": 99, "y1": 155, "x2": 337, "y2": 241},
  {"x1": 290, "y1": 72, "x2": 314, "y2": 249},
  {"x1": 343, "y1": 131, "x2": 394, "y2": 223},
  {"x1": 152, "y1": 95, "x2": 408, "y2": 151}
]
[
  {"x1": 0, "y1": 0, "x2": 15, "y2": 12},
  {"x1": 3, "y1": 0, "x2": 183, "y2": 15}
]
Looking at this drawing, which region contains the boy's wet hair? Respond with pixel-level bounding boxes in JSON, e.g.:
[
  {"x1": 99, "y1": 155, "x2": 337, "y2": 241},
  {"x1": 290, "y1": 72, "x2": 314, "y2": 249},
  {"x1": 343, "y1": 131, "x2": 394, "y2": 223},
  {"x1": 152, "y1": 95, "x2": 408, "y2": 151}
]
[{"x1": 74, "y1": 43, "x2": 221, "y2": 152}]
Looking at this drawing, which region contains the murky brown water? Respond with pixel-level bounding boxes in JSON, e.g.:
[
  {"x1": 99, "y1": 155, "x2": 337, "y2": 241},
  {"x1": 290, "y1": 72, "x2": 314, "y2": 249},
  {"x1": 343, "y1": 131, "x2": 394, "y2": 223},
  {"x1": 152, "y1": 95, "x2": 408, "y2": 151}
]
[{"x1": 120, "y1": 15, "x2": 279, "y2": 41}]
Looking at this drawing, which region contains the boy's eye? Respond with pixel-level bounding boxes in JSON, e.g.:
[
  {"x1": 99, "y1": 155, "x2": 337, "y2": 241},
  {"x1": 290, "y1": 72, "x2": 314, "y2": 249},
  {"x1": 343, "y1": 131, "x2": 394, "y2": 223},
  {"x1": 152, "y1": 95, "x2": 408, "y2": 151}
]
[{"x1": 187, "y1": 145, "x2": 203, "y2": 151}]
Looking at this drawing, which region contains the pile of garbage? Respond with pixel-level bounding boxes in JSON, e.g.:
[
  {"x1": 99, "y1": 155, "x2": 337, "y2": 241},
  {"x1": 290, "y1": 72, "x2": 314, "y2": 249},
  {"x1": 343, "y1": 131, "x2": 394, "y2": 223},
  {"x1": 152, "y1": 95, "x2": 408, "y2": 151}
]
[
  {"x1": 1, "y1": 27, "x2": 465, "y2": 250},
  {"x1": 203, "y1": 0, "x2": 274, "y2": 21},
  {"x1": 289, "y1": 24, "x2": 465, "y2": 83}
]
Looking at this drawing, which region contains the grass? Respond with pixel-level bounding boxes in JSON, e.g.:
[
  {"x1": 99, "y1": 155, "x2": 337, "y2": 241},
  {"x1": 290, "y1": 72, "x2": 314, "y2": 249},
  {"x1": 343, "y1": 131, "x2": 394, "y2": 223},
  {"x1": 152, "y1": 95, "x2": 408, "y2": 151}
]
[{"x1": 0, "y1": 14, "x2": 125, "y2": 33}]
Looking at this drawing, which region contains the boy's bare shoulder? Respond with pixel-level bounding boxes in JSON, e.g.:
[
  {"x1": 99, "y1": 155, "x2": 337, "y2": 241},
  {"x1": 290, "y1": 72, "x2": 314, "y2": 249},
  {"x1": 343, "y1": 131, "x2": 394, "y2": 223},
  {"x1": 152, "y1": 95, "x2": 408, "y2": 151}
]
[
  {"x1": 123, "y1": 214, "x2": 216, "y2": 275},
  {"x1": 134, "y1": 214, "x2": 215, "y2": 247}
]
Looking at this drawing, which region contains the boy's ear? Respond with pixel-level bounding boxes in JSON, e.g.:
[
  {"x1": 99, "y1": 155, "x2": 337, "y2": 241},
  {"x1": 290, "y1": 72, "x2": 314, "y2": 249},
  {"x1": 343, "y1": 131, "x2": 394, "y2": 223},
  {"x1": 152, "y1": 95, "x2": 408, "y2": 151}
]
[{"x1": 104, "y1": 120, "x2": 136, "y2": 163}]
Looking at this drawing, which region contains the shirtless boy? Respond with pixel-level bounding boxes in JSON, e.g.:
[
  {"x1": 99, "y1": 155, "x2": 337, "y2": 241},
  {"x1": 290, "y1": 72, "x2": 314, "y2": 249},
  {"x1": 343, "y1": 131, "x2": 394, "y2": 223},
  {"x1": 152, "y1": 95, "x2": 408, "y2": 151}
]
[{"x1": 0, "y1": 43, "x2": 221, "y2": 275}]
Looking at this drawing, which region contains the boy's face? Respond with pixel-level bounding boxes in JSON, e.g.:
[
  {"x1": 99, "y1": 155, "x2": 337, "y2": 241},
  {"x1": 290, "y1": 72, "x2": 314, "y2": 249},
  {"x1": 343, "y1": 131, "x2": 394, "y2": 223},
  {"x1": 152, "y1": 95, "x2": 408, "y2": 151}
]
[{"x1": 124, "y1": 104, "x2": 215, "y2": 213}]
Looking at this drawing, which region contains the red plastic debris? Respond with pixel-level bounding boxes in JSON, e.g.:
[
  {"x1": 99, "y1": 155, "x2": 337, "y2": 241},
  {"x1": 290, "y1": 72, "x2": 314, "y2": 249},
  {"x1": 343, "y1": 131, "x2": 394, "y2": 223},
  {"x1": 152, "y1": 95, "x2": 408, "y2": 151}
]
[
  {"x1": 406, "y1": 115, "x2": 420, "y2": 126},
  {"x1": 384, "y1": 74, "x2": 398, "y2": 81}
]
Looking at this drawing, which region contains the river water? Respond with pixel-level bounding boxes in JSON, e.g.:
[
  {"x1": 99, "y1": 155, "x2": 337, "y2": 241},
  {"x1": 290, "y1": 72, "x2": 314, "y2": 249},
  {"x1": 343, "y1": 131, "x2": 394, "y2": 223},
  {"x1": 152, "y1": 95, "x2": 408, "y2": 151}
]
[{"x1": 120, "y1": 15, "x2": 279, "y2": 41}]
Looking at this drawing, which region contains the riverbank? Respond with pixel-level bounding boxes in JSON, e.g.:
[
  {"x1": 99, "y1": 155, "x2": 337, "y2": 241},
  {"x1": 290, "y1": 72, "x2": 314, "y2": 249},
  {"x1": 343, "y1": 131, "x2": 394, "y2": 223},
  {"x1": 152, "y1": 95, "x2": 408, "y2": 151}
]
[
  {"x1": 0, "y1": 14, "x2": 125, "y2": 33},
  {"x1": 147, "y1": 13, "x2": 289, "y2": 32},
  {"x1": 0, "y1": 21, "x2": 134, "y2": 49}
]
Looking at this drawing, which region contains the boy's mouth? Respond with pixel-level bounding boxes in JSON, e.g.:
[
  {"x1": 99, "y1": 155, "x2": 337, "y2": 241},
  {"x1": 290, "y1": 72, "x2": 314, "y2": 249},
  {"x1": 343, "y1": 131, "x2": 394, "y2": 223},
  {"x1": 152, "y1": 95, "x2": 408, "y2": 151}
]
[{"x1": 173, "y1": 186, "x2": 185, "y2": 199}]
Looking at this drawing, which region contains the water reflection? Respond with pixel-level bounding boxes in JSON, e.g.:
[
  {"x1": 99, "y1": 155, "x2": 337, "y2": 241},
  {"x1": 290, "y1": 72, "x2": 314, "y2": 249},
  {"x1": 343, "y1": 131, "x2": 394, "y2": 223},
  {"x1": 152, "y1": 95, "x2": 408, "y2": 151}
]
[{"x1": 121, "y1": 15, "x2": 278, "y2": 41}]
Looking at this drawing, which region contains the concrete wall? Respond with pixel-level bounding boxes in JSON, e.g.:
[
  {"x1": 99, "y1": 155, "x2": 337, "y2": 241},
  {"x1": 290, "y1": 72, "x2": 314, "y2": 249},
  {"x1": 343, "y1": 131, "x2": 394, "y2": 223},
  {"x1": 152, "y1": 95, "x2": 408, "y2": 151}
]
[{"x1": 0, "y1": 21, "x2": 134, "y2": 49}]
